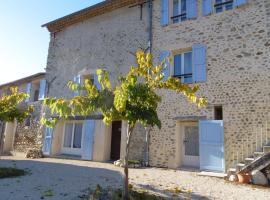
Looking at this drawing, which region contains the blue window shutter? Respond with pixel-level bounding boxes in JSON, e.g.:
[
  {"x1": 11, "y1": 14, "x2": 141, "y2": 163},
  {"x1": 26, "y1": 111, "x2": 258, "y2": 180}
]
[
  {"x1": 94, "y1": 74, "x2": 102, "y2": 91},
  {"x1": 82, "y1": 120, "x2": 95, "y2": 160},
  {"x1": 187, "y1": 0, "x2": 197, "y2": 19},
  {"x1": 202, "y1": 0, "x2": 212, "y2": 16},
  {"x1": 73, "y1": 75, "x2": 81, "y2": 96},
  {"x1": 38, "y1": 79, "x2": 46, "y2": 100},
  {"x1": 160, "y1": 50, "x2": 170, "y2": 80},
  {"x1": 161, "y1": 0, "x2": 169, "y2": 26},
  {"x1": 174, "y1": 54, "x2": 182, "y2": 76},
  {"x1": 192, "y1": 44, "x2": 207, "y2": 83},
  {"x1": 25, "y1": 83, "x2": 32, "y2": 102},
  {"x1": 233, "y1": 0, "x2": 247, "y2": 8}
]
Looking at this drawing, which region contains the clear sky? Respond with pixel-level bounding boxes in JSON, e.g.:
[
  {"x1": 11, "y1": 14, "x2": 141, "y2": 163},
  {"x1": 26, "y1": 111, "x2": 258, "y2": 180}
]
[{"x1": 0, "y1": 0, "x2": 103, "y2": 85}]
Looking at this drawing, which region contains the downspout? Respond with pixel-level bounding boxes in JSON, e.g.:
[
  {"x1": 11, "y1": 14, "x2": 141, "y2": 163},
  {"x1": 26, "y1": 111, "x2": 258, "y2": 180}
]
[{"x1": 145, "y1": 0, "x2": 153, "y2": 167}]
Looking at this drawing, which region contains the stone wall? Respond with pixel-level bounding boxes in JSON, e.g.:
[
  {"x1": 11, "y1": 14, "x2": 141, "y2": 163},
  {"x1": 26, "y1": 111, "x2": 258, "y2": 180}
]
[
  {"x1": 13, "y1": 101, "x2": 44, "y2": 153},
  {"x1": 150, "y1": 0, "x2": 270, "y2": 170},
  {"x1": 45, "y1": 5, "x2": 150, "y2": 161}
]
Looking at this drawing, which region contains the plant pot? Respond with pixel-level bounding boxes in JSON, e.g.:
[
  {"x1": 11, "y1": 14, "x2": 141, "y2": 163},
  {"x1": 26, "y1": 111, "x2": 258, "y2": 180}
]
[{"x1": 237, "y1": 173, "x2": 251, "y2": 184}]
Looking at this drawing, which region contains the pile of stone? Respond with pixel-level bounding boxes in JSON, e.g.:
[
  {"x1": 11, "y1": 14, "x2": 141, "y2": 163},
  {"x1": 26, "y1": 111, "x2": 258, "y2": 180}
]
[{"x1": 25, "y1": 148, "x2": 43, "y2": 159}]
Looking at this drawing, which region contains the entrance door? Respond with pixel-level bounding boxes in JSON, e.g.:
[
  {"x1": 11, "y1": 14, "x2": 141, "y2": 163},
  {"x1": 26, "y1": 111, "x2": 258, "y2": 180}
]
[
  {"x1": 110, "y1": 121, "x2": 122, "y2": 161},
  {"x1": 43, "y1": 127, "x2": 53, "y2": 155},
  {"x1": 182, "y1": 125, "x2": 200, "y2": 168},
  {"x1": 199, "y1": 120, "x2": 225, "y2": 172}
]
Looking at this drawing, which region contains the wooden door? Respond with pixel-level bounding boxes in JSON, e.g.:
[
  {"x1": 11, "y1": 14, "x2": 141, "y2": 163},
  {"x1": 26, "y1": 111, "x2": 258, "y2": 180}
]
[{"x1": 110, "y1": 121, "x2": 122, "y2": 161}]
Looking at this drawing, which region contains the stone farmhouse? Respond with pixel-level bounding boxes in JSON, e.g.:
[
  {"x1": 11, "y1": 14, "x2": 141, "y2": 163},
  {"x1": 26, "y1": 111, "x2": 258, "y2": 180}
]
[
  {"x1": 0, "y1": 73, "x2": 46, "y2": 156},
  {"x1": 1, "y1": 0, "x2": 270, "y2": 175}
]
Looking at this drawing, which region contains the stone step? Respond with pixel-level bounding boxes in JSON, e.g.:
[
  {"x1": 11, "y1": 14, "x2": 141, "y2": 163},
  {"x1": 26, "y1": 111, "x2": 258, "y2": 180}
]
[
  {"x1": 254, "y1": 151, "x2": 264, "y2": 158},
  {"x1": 236, "y1": 163, "x2": 246, "y2": 171},
  {"x1": 245, "y1": 157, "x2": 255, "y2": 164},
  {"x1": 228, "y1": 168, "x2": 237, "y2": 173},
  {"x1": 263, "y1": 146, "x2": 270, "y2": 153}
]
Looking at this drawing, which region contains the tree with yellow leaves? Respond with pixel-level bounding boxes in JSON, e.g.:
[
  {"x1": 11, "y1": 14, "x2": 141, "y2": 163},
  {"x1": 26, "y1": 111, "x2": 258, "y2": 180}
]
[{"x1": 42, "y1": 51, "x2": 206, "y2": 200}]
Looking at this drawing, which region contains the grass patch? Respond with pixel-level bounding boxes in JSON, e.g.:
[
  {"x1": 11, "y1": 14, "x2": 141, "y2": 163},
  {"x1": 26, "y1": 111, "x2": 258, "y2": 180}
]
[{"x1": 0, "y1": 167, "x2": 26, "y2": 179}]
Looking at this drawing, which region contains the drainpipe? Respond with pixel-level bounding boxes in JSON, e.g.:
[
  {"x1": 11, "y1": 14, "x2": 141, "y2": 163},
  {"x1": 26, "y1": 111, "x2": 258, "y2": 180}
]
[
  {"x1": 148, "y1": 0, "x2": 153, "y2": 54},
  {"x1": 144, "y1": 0, "x2": 153, "y2": 167}
]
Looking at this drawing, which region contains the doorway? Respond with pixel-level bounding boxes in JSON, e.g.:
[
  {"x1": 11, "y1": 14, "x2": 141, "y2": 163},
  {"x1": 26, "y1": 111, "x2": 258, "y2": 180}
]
[
  {"x1": 110, "y1": 121, "x2": 122, "y2": 161},
  {"x1": 181, "y1": 124, "x2": 200, "y2": 168}
]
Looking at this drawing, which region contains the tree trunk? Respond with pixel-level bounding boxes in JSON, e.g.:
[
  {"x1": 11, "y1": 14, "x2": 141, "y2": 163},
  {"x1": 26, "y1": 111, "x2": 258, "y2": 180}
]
[{"x1": 123, "y1": 124, "x2": 134, "y2": 200}]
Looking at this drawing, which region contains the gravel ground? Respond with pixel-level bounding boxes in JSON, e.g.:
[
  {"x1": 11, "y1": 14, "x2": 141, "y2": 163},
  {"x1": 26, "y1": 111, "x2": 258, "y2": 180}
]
[{"x1": 0, "y1": 156, "x2": 269, "y2": 200}]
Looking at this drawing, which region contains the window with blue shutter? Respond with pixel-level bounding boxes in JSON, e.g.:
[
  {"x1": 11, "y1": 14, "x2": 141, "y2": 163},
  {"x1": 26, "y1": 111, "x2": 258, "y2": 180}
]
[
  {"x1": 173, "y1": 52, "x2": 193, "y2": 83},
  {"x1": 25, "y1": 83, "x2": 32, "y2": 102},
  {"x1": 186, "y1": 0, "x2": 197, "y2": 19},
  {"x1": 73, "y1": 75, "x2": 81, "y2": 96},
  {"x1": 192, "y1": 44, "x2": 207, "y2": 83},
  {"x1": 233, "y1": 0, "x2": 247, "y2": 8},
  {"x1": 161, "y1": 0, "x2": 169, "y2": 26},
  {"x1": 214, "y1": 0, "x2": 233, "y2": 13},
  {"x1": 38, "y1": 79, "x2": 46, "y2": 100},
  {"x1": 160, "y1": 50, "x2": 171, "y2": 80},
  {"x1": 202, "y1": 0, "x2": 213, "y2": 16}
]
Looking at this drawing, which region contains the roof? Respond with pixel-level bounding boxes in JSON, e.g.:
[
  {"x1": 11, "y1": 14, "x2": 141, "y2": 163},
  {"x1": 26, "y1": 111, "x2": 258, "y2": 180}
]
[
  {"x1": 42, "y1": 0, "x2": 144, "y2": 32},
  {"x1": 0, "y1": 72, "x2": 46, "y2": 88}
]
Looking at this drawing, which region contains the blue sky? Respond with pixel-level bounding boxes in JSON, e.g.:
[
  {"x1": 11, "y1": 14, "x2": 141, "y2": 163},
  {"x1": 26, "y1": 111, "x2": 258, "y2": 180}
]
[{"x1": 0, "y1": 0, "x2": 103, "y2": 85}]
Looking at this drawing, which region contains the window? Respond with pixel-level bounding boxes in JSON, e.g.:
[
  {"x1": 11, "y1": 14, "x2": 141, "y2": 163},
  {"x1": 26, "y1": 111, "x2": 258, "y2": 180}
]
[
  {"x1": 172, "y1": 0, "x2": 187, "y2": 23},
  {"x1": 214, "y1": 106, "x2": 223, "y2": 120},
  {"x1": 25, "y1": 116, "x2": 31, "y2": 127},
  {"x1": 174, "y1": 52, "x2": 193, "y2": 83},
  {"x1": 33, "y1": 89, "x2": 39, "y2": 101},
  {"x1": 63, "y1": 122, "x2": 83, "y2": 149},
  {"x1": 214, "y1": 0, "x2": 233, "y2": 13}
]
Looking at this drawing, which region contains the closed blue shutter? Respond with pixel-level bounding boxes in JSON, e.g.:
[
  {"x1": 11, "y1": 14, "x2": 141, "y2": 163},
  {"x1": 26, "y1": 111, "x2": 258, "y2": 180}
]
[
  {"x1": 187, "y1": 0, "x2": 197, "y2": 19},
  {"x1": 73, "y1": 75, "x2": 81, "y2": 96},
  {"x1": 160, "y1": 50, "x2": 170, "y2": 80},
  {"x1": 38, "y1": 79, "x2": 46, "y2": 100},
  {"x1": 161, "y1": 0, "x2": 169, "y2": 26},
  {"x1": 82, "y1": 120, "x2": 95, "y2": 160},
  {"x1": 233, "y1": 0, "x2": 247, "y2": 8},
  {"x1": 25, "y1": 83, "x2": 32, "y2": 102},
  {"x1": 192, "y1": 44, "x2": 207, "y2": 83},
  {"x1": 202, "y1": 0, "x2": 212, "y2": 16}
]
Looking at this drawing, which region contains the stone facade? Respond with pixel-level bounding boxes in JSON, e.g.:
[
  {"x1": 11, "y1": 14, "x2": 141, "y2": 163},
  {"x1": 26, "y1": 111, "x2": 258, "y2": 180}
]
[
  {"x1": 0, "y1": 73, "x2": 46, "y2": 155},
  {"x1": 45, "y1": 4, "x2": 149, "y2": 161},
  {"x1": 13, "y1": 101, "x2": 44, "y2": 153},
  {"x1": 150, "y1": 0, "x2": 270, "y2": 170}
]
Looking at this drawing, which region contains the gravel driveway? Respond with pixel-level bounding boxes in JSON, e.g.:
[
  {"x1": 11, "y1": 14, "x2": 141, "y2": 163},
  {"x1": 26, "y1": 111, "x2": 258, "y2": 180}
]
[{"x1": 0, "y1": 156, "x2": 269, "y2": 200}]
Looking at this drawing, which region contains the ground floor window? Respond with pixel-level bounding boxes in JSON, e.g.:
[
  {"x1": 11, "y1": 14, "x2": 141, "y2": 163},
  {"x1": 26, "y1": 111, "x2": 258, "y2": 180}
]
[{"x1": 63, "y1": 122, "x2": 83, "y2": 150}]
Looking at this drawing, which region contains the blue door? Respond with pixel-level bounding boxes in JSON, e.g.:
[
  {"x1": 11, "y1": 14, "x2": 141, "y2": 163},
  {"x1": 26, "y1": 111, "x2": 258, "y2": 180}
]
[
  {"x1": 43, "y1": 127, "x2": 53, "y2": 155},
  {"x1": 82, "y1": 120, "x2": 95, "y2": 160},
  {"x1": 199, "y1": 120, "x2": 225, "y2": 172}
]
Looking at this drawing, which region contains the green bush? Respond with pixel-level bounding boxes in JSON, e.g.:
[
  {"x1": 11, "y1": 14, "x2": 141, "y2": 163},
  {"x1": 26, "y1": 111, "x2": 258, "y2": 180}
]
[{"x1": 0, "y1": 167, "x2": 26, "y2": 178}]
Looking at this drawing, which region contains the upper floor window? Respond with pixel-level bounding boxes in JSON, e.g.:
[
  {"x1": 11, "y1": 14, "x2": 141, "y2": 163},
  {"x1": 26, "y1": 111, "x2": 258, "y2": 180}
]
[
  {"x1": 214, "y1": 0, "x2": 233, "y2": 13},
  {"x1": 172, "y1": 0, "x2": 187, "y2": 23},
  {"x1": 174, "y1": 52, "x2": 193, "y2": 83}
]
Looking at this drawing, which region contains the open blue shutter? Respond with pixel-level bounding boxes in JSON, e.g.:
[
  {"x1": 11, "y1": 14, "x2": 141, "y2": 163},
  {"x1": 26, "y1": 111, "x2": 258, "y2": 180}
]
[
  {"x1": 202, "y1": 0, "x2": 212, "y2": 16},
  {"x1": 187, "y1": 0, "x2": 197, "y2": 19},
  {"x1": 38, "y1": 79, "x2": 46, "y2": 100},
  {"x1": 43, "y1": 127, "x2": 53, "y2": 155},
  {"x1": 82, "y1": 120, "x2": 95, "y2": 160},
  {"x1": 233, "y1": 0, "x2": 247, "y2": 8},
  {"x1": 94, "y1": 74, "x2": 102, "y2": 91},
  {"x1": 192, "y1": 44, "x2": 207, "y2": 83},
  {"x1": 73, "y1": 75, "x2": 81, "y2": 96},
  {"x1": 160, "y1": 50, "x2": 170, "y2": 80},
  {"x1": 25, "y1": 83, "x2": 32, "y2": 102},
  {"x1": 161, "y1": 0, "x2": 169, "y2": 26}
]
